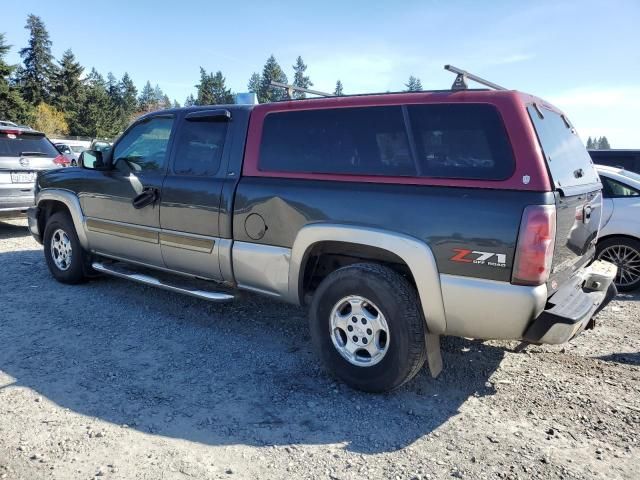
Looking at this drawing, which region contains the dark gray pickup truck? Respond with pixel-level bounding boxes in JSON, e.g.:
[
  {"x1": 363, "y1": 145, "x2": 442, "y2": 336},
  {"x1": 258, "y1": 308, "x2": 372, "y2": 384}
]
[{"x1": 27, "y1": 81, "x2": 617, "y2": 392}]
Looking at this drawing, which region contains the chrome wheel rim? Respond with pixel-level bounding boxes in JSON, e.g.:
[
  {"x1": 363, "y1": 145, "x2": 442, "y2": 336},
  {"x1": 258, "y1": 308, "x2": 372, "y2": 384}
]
[
  {"x1": 329, "y1": 295, "x2": 390, "y2": 367},
  {"x1": 598, "y1": 244, "x2": 640, "y2": 288},
  {"x1": 50, "y1": 228, "x2": 72, "y2": 271}
]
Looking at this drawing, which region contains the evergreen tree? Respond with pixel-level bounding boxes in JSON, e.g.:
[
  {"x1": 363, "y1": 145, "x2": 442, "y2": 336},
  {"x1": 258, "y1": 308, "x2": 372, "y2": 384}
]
[
  {"x1": 51, "y1": 49, "x2": 84, "y2": 133},
  {"x1": 184, "y1": 94, "x2": 196, "y2": 107},
  {"x1": 258, "y1": 55, "x2": 288, "y2": 103},
  {"x1": 195, "y1": 67, "x2": 214, "y2": 105},
  {"x1": 586, "y1": 137, "x2": 594, "y2": 149},
  {"x1": 247, "y1": 72, "x2": 261, "y2": 94},
  {"x1": 292, "y1": 56, "x2": 312, "y2": 99},
  {"x1": 75, "y1": 69, "x2": 115, "y2": 138},
  {"x1": 210, "y1": 71, "x2": 234, "y2": 104},
  {"x1": 334, "y1": 80, "x2": 344, "y2": 96},
  {"x1": 405, "y1": 75, "x2": 422, "y2": 92},
  {"x1": 138, "y1": 81, "x2": 156, "y2": 112},
  {"x1": 0, "y1": 33, "x2": 31, "y2": 123},
  {"x1": 598, "y1": 136, "x2": 611, "y2": 149},
  {"x1": 172, "y1": 100, "x2": 180, "y2": 108},
  {"x1": 118, "y1": 72, "x2": 138, "y2": 125},
  {"x1": 17, "y1": 15, "x2": 56, "y2": 105},
  {"x1": 106, "y1": 72, "x2": 120, "y2": 104}
]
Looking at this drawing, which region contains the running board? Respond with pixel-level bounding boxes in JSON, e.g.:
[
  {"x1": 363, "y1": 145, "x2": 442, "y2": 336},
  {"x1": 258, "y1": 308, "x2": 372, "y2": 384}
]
[{"x1": 92, "y1": 261, "x2": 235, "y2": 302}]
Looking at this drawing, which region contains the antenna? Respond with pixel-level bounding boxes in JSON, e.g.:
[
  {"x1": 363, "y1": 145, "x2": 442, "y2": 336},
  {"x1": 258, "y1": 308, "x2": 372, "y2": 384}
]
[
  {"x1": 444, "y1": 65, "x2": 508, "y2": 91},
  {"x1": 270, "y1": 81, "x2": 334, "y2": 98}
]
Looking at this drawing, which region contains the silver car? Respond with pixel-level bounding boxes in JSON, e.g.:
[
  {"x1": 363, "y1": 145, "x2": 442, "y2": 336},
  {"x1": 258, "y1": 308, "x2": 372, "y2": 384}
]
[{"x1": 0, "y1": 125, "x2": 69, "y2": 217}]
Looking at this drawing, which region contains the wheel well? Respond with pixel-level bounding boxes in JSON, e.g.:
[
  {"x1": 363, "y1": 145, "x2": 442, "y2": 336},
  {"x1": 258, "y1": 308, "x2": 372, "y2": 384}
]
[
  {"x1": 300, "y1": 241, "x2": 416, "y2": 304},
  {"x1": 37, "y1": 200, "x2": 71, "y2": 235},
  {"x1": 597, "y1": 234, "x2": 640, "y2": 249}
]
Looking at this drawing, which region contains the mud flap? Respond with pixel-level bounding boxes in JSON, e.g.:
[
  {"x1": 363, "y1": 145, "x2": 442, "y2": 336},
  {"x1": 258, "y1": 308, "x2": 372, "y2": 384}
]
[{"x1": 426, "y1": 333, "x2": 443, "y2": 378}]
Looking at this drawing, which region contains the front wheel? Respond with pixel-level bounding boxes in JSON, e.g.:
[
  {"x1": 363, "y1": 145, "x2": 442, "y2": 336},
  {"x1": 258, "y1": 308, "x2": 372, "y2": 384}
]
[
  {"x1": 596, "y1": 237, "x2": 640, "y2": 292},
  {"x1": 309, "y1": 263, "x2": 427, "y2": 393},
  {"x1": 43, "y1": 211, "x2": 89, "y2": 284}
]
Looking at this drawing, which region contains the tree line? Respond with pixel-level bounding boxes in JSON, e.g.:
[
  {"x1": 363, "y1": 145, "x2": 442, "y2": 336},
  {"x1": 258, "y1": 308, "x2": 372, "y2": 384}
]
[
  {"x1": 586, "y1": 136, "x2": 611, "y2": 150},
  {"x1": 1, "y1": 14, "x2": 429, "y2": 138}
]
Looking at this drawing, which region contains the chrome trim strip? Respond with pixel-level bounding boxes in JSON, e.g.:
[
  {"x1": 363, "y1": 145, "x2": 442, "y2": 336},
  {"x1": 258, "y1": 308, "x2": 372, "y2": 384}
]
[
  {"x1": 36, "y1": 189, "x2": 89, "y2": 249},
  {"x1": 440, "y1": 273, "x2": 547, "y2": 339},
  {"x1": 233, "y1": 242, "x2": 291, "y2": 298},
  {"x1": 92, "y1": 261, "x2": 234, "y2": 302},
  {"x1": 288, "y1": 224, "x2": 447, "y2": 334}
]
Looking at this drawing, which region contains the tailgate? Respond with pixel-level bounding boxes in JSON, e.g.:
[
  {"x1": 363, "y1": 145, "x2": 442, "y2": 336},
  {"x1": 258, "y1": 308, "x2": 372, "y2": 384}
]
[{"x1": 527, "y1": 105, "x2": 603, "y2": 292}]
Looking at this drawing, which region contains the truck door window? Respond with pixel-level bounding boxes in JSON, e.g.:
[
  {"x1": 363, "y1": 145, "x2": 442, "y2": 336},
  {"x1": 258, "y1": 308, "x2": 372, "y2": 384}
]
[
  {"x1": 113, "y1": 116, "x2": 174, "y2": 172},
  {"x1": 172, "y1": 119, "x2": 227, "y2": 176}
]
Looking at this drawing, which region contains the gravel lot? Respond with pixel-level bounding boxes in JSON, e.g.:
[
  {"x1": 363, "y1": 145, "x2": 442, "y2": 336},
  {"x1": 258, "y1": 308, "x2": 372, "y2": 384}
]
[{"x1": 0, "y1": 218, "x2": 638, "y2": 480}]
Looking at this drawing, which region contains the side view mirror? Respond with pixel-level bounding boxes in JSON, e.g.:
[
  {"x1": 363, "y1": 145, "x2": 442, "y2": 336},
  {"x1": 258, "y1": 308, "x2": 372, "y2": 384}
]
[{"x1": 80, "y1": 150, "x2": 110, "y2": 170}]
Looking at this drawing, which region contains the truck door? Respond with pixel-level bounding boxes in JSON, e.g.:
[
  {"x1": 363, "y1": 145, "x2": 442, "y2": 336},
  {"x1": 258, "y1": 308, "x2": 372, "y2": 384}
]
[
  {"x1": 159, "y1": 109, "x2": 232, "y2": 280},
  {"x1": 80, "y1": 114, "x2": 175, "y2": 266}
]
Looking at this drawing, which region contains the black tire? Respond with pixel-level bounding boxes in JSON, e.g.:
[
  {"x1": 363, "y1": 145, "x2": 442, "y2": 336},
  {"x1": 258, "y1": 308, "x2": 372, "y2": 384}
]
[
  {"x1": 43, "y1": 211, "x2": 89, "y2": 284},
  {"x1": 309, "y1": 263, "x2": 427, "y2": 393},
  {"x1": 596, "y1": 236, "x2": 640, "y2": 292}
]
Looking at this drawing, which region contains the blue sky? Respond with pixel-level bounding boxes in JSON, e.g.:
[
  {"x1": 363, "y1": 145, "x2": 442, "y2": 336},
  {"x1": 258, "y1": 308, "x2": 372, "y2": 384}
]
[{"x1": 4, "y1": 0, "x2": 639, "y2": 147}]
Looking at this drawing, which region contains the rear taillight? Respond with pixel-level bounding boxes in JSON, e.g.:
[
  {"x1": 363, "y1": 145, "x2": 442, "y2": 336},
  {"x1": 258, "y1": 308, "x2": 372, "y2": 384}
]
[
  {"x1": 512, "y1": 205, "x2": 557, "y2": 286},
  {"x1": 53, "y1": 154, "x2": 70, "y2": 167}
]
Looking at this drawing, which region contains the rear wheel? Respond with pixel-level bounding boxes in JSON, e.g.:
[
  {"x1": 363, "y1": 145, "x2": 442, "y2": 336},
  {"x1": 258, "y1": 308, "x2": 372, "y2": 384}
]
[
  {"x1": 309, "y1": 263, "x2": 427, "y2": 393},
  {"x1": 597, "y1": 237, "x2": 640, "y2": 292},
  {"x1": 43, "y1": 211, "x2": 89, "y2": 284}
]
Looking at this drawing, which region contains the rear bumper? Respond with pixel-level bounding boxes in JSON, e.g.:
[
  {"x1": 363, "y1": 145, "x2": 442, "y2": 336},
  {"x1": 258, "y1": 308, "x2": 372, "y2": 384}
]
[
  {"x1": 27, "y1": 206, "x2": 42, "y2": 244},
  {"x1": 523, "y1": 260, "x2": 618, "y2": 344}
]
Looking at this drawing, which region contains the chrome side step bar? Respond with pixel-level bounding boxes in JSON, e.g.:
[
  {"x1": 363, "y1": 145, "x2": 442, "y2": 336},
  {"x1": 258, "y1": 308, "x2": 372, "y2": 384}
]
[{"x1": 92, "y1": 262, "x2": 234, "y2": 302}]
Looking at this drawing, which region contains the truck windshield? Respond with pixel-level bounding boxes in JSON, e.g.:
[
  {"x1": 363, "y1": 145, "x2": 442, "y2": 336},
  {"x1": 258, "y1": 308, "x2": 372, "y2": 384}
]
[{"x1": 528, "y1": 106, "x2": 600, "y2": 191}]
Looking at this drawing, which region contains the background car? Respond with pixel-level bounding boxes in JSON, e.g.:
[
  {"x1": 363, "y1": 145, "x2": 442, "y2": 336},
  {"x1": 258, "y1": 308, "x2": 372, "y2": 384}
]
[
  {"x1": 596, "y1": 164, "x2": 640, "y2": 291},
  {"x1": 0, "y1": 124, "x2": 70, "y2": 217},
  {"x1": 54, "y1": 142, "x2": 79, "y2": 166}
]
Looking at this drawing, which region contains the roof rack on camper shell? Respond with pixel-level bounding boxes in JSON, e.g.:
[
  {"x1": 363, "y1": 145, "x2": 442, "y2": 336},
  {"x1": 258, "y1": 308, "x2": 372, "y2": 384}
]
[{"x1": 269, "y1": 64, "x2": 511, "y2": 100}]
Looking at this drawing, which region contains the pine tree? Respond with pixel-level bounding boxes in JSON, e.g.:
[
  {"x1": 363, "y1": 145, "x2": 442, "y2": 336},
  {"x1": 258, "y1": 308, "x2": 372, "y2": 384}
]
[
  {"x1": 210, "y1": 71, "x2": 234, "y2": 104},
  {"x1": 258, "y1": 55, "x2": 288, "y2": 103},
  {"x1": 598, "y1": 136, "x2": 611, "y2": 149},
  {"x1": 184, "y1": 94, "x2": 196, "y2": 107},
  {"x1": 0, "y1": 33, "x2": 31, "y2": 123},
  {"x1": 586, "y1": 137, "x2": 593, "y2": 149},
  {"x1": 75, "y1": 69, "x2": 115, "y2": 138},
  {"x1": 17, "y1": 15, "x2": 57, "y2": 105},
  {"x1": 138, "y1": 81, "x2": 156, "y2": 112},
  {"x1": 334, "y1": 80, "x2": 344, "y2": 96},
  {"x1": 172, "y1": 100, "x2": 180, "y2": 108},
  {"x1": 118, "y1": 72, "x2": 138, "y2": 126},
  {"x1": 51, "y1": 49, "x2": 84, "y2": 133},
  {"x1": 247, "y1": 72, "x2": 261, "y2": 94},
  {"x1": 405, "y1": 75, "x2": 422, "y2": 92},
  {"x1": 292, "y1": 56, "x2": 312, "y2": 99},
  {"x1": 195, "y1": 67, "x2": 214, "y2": 105}
]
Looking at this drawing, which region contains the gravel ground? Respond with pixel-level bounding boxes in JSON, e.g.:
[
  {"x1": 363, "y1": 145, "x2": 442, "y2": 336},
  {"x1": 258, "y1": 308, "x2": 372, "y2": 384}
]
[{"x1": 0, "y1": 218, "x2": 638, "y2": 480}]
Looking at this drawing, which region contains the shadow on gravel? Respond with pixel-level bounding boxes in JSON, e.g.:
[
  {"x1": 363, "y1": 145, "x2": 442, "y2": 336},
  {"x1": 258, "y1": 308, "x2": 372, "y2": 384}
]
[
  {"x1": 0, "y1": 220, "x2": 30, "y2": 240},
  {"x1": 598, "y1": 352, "x2": 640, "y2": 366},
  {"x1": 0, "y1": 249, "x2": 503, "y2": 454}
]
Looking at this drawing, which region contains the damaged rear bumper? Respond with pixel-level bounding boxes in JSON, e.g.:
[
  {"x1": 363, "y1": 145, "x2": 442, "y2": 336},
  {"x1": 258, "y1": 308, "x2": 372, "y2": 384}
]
[{"x1": 523, "y1": 260, "x2": 618, "y2": 344}]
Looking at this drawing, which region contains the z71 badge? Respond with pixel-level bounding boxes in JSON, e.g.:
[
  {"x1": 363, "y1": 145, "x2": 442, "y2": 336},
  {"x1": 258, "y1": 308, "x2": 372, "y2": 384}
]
[{"x1": 450, "y1": 249, "x2": 507, "y2": 268}]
